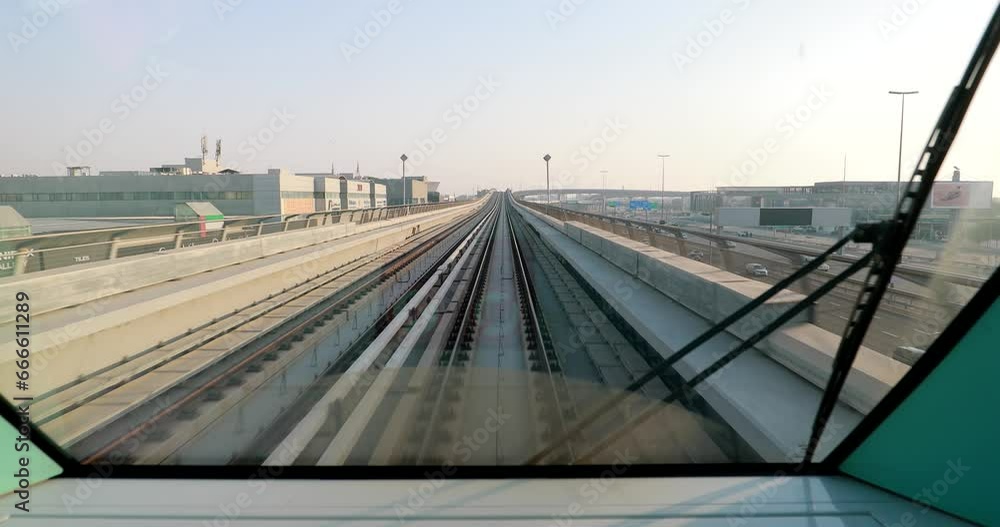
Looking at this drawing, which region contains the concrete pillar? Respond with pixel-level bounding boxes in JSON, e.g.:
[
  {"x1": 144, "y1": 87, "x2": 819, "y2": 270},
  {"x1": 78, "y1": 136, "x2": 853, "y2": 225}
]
[
  {"x1": 108, "y1": 237, "x2": 121, "y2": 260},
  {"x1": 720, "y1": 249, "x2": 736, "y2": 272},
  {"x1": 12, "y1": 249, "x2": 31, "y2": 276}
]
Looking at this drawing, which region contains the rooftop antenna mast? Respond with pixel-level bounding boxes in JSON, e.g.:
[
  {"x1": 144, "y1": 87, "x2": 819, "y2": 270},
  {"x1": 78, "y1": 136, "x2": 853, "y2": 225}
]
[
  {"x1": 215, "y1": 139, "x2": 223, "y2": 165},
  {"x1": 200, "y1": 135, "x2": 208, "y2": 164}
]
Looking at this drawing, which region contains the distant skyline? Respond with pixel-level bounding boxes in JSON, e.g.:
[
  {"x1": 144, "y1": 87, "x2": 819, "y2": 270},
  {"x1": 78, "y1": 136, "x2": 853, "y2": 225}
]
[{"x1": 3, "y1": 0, "x2": 999, "y2": 196}]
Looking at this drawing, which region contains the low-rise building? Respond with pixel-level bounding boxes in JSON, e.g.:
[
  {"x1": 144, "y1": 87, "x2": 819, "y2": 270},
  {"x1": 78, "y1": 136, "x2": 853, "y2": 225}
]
[{"x1": 340, "y1": 176, "x2": 372, "y2": 210}]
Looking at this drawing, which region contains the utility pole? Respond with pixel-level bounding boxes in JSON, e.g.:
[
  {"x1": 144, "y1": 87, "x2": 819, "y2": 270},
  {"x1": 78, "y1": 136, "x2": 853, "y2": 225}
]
[{"x1": 889, "y1": 90, "x2": 918, "y2": 206}]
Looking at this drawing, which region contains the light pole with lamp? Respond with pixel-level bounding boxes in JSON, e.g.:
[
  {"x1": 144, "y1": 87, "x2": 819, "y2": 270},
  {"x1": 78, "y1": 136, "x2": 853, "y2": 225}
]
[
  {"x1": 543, "y1": 154, "x2": 552, "y2": 210},
  {"x1": 888, "y1": 90, "x2": 918, "y2": 206},
  {"x1": 600, "y1": 169, "x2": 609, "y2": 215},
  {"x1": 658, "y1": 154, "x2": 670, "y2": 223},
  {"x1": 400, "y1": 154, "x2": 408, "y2": 211}
]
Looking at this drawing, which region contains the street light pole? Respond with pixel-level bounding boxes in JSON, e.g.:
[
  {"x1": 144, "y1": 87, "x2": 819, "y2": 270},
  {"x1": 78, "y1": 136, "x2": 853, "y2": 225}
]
[
  {"x1": 600, "y1": 169, "x2": 608, "y2": 215},
  {"x1": 658, "y1": 154, "x2": 670, "y2": 222},
  {"x1": 889, "y1": 90, "x2": 918, "y2": 206},
  {"x1": 400, "y1": 154, "x2": 408, "y2": 208},
  {"x1": 543, "y1": 154, "x2": 552, "y2": 206}
]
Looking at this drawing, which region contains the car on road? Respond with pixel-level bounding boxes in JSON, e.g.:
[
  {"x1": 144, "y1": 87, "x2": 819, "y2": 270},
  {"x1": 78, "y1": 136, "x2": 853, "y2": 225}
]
[
  {"x1": 745, "y1": 263, "x2": 768, "y2": 277},
  {"x1": 894, "y1": 345, "x2": 925, "y2": 366},
  {"x1": 737, "y1": 231, "x2": 753, "y2": 237},
  {"x1": 722, "y1": 240, "x2": 737, "y2": 249},
  {"x1": 675, "y1": 232, "x2": 688, "y2": 239},
  {"x1": 687, "y1": 250, "x2": 705, "y2": 261},
  {"x1": 801, "y1": 256, "x2": 831, "y2": 272}
]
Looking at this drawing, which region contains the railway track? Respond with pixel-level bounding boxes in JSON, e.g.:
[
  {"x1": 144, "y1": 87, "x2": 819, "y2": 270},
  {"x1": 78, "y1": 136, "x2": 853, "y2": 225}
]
[
  {"x1": 264, "y1": 196, "x2": 504, "y2": 466},
  {"x1": 264, "y1": 195, "x2": 738, "y2": 466},
  {"x1": 42, "y1": 192, "x2": 747, "y2": 467},
  {"x1": 508, "y1": 201, "x2": 733, "y2": 464},
  {"x1": 32, "y1": 199, "x2": 493, "y2": 464}
]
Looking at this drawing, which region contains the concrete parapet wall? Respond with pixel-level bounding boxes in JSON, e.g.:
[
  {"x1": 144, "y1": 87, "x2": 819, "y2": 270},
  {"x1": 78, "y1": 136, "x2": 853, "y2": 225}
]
[
  {"x1": 521, "y1": 205, "x2": 902, "y2": 415},
  {"x1": 566, "y1": 221, "x2": 812, "y2": 337},
  {"x1": 0, "y1": 203, "x2": 477, "y2": 322},
  {"x1": 0, "y1": 203, "x2": 481, "y2": 396}
]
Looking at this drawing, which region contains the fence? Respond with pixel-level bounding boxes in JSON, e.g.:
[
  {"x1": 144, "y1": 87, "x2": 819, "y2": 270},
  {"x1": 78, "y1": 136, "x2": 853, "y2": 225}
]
[{"x1": 0, "y1": 201, "x2": 467, "y2": 277}]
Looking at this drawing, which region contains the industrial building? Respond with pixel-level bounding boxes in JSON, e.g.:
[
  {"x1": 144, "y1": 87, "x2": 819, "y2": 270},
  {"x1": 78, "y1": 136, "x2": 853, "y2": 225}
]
[
  {"x1": 374, "y1": 176, "x2": 429, "y2": 206},
  {"x1": 0, "y1": 169, "x2": 392, "y2": 218}
]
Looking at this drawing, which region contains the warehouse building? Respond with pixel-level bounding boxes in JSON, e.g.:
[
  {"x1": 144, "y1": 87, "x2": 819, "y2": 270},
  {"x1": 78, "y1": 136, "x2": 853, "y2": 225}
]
[
  {"x1": 0, "y1": 170, "x2": 392, "y2": 218},
  {"x1": 374, "y1": 176, "x2": 429, "y2": 206}
]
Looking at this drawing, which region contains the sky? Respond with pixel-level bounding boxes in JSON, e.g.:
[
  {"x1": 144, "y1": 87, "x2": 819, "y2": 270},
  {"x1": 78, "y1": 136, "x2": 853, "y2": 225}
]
[{"x1": 2, "y1": 0, "x2": 999, "y2": 196}]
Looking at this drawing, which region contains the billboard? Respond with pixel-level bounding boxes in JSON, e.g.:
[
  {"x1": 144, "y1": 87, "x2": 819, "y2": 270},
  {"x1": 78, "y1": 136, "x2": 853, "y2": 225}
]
[
  {"x1": 718, "y1": 207, "x2": 852, "y2": 228},
  {"x1": 759, "y1": 208, "x2": 812, "y2": 226},
  {"x1": 930, "y1": 182, "x2": 994, "y2": 209}
]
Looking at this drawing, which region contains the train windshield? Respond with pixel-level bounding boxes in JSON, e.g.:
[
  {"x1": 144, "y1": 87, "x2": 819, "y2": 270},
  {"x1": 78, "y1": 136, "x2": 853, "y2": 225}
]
[{"x1": 1, "y1": 1, "x2": 998, "y2": 477}]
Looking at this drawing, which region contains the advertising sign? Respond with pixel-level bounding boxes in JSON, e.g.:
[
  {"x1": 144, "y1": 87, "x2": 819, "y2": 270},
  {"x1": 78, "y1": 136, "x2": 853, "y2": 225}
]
[{"x1": 930, "y1": 182, "x2": 994, "y2": 209}]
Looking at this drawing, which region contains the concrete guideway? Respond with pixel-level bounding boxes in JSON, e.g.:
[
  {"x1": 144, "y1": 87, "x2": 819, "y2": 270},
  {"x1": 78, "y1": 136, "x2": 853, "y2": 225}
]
[
  {"x1": 48, "y1": 198, "x2": 495, "y2": 464},
  {"x1": 268, "y1": 197, "x2": 503, "y2": 466},
  {"x1": 0, "y1": 200, "x2": 484, "y2": 400},
  {"x1": 514, "y1": 201, "x2": 873, "y2": 461}
]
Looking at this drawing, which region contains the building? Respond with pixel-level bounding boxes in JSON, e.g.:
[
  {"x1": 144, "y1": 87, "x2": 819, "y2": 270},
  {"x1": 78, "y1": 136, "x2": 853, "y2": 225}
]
[
  {"x1": 0, "y1": 170, "x2": 339, "y2": 218},
  {"x1": 375, "y1": 177, "x2": 430, "y2": 206},
  {"x1": 370, "y1": 181, "x2": 387, "y2": 208},
  {"x1": 340, "y1": 176, "x2": 373, "y2": 210},
  {"x1": 0, "y1": 173, "x2": 257, "y2": 217},
  {"x1": 311, "y1": 176, "x2": 342, "y2": 213},
  {"x1": 0, "y1": 162, "x2": 443, "y2": 219}
]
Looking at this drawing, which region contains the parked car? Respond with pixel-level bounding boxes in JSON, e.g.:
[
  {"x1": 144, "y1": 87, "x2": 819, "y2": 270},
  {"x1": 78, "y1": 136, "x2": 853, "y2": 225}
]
[
  {"x1": 738, "y1": 231, "x2": 753, "y2": 238},
  {"x1": 745, "y1": 263, "x2": 768, "y2": 277}
]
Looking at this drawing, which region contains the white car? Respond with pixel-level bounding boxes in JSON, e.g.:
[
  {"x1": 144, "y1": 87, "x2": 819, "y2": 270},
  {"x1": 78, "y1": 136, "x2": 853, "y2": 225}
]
[
  {"x1": 745, "y1": 263, "x2": 768, "y2": 277},
  {"x1": 802, "y1": 256, "x2": 831, "y2": 272}
]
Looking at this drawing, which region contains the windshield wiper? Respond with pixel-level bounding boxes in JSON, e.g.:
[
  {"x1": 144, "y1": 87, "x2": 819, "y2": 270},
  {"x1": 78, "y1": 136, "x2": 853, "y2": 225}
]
[{"x1": 525, "y1": 2, "x2": 1000, "y2": 465}]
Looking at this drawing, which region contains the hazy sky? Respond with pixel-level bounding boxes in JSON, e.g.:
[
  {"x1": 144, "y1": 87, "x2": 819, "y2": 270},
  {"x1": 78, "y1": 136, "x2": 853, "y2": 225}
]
[{"x1": 3, "y1": 0, "x2": 998, "y2": 195}]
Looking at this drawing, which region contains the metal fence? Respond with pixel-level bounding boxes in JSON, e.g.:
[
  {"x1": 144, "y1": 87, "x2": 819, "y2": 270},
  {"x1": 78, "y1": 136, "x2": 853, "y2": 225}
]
[
  {"x1": 0, "y1": 201, "x2": 468, "y2": 277},
  {"x1": 517, "y1": 200, "x2": 987, "y2": 290}
]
